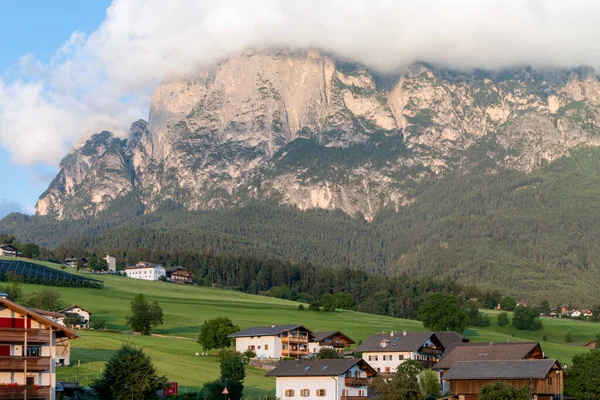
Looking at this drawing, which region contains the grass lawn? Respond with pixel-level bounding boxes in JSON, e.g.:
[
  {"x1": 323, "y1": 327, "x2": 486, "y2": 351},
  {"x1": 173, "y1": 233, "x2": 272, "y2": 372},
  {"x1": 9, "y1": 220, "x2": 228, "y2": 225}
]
[{"x1": 2, "y1": 257, "x2": 598, "y2": 393}]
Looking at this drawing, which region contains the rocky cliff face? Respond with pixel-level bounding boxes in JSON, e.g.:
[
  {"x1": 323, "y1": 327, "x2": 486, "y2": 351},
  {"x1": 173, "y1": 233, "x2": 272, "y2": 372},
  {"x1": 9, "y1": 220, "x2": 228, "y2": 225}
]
[{"x1": 35, "y1": 51, "x2": 600, "y2": 220}]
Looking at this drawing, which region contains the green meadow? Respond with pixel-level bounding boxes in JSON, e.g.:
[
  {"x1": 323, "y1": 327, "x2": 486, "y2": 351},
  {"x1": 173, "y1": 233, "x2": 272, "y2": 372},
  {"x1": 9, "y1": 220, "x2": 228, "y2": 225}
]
[{"x1": 2, "y1": 257, "x2": 598, "y2": 394}]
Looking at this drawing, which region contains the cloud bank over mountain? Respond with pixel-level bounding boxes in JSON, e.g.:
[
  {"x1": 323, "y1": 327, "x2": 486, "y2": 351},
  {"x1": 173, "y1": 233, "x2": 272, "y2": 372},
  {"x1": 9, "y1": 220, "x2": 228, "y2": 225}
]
[{"x1": 2, "y1": 0, "x2": 600, "y2": 165}]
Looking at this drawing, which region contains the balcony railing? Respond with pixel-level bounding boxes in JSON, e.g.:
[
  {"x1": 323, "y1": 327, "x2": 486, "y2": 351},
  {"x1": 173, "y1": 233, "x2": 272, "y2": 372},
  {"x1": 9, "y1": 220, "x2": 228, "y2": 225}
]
[
  {"x1": 0, "y1": 386, "x2": 52, "y2": 400},
  {"x1": 0, "y1": 328, "x2": 52, "y2": 344},
  {"x1": 282, "y1": 349, "x2": 309, "y2": 357},
  {"x1": 345, "y1": 377, "x2": 369, "y2": 387},
  {"x1": 420, "y1": 347, "x2": 443, "y2": 356},
  {"x1": 281, "y1": 336, "x2": 309, "y2": 344},
  {"x1": 415, "y1": 359, "x2": 437, "y2": 369},
  {"x1": 0, "y1": 356, "x2": 52, "y2": 371},
  {"x1": 341, "y1": 396, "x2": 369, "y2": 400}
]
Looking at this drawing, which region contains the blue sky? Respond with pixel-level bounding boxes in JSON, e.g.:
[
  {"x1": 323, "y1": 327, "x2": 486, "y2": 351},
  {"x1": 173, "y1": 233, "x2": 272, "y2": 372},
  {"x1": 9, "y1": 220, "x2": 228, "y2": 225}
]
[{"x1": 0, "y1": 1, "x2": 111, "y2": 217}]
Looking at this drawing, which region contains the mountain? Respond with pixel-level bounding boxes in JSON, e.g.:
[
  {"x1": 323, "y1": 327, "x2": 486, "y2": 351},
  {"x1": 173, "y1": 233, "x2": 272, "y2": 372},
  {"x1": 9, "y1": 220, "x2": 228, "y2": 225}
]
[
  {"x1": 34, "y1": 50, "x2": 600, "y2": 220},
  {"x1": 5, "y1": 50, "x2": 600, "y2": 304}
]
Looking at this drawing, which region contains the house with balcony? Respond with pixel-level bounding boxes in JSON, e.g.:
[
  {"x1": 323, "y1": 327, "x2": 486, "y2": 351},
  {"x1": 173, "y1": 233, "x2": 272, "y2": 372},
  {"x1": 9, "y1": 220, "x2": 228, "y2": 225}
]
[
  {"x1": 442, "y1": 359, "x2": 563, "y2": 400},
  {"x1": 125, "y1": 261, "x2": 166, "y2": 281},
  {"x1": 0, "y1": 244, "x2": 18, "y2": 257},
  {"x1": 166, "y1": 266, "x2": 193, "y2": 284},
  {"x1": 229, "y1": 324, "x2": 313, "y2": 359},
  {"x1": 59, "y1": 305, "x2": 92, "y2": 329},
  {"x1": 0, "y1": 296, "x2": 78, "y2": 400},
  {"x1": 265, "y1": 358, "x2": 376, "y2": 400},
  {"x1": 354, "y1": 331, "x2": 446, "y2": 375},
  {"x1": 309, "y1": 331, "x2": 355, "y2": 355}
]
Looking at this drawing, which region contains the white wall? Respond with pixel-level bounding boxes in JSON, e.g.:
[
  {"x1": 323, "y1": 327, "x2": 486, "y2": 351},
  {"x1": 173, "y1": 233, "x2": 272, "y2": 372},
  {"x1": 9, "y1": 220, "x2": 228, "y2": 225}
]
[
  {"x1": 275, "y1": 367, "x2": 370, "y2": 400},
  {"x1": 125, "y1": 266, "x2": 166, "y2": 281},
  {"x1": 235, "y1": 336, "x2": 280, "y2": 358},
  {"x1": 361, "y1": 351, "x2": 412, "y2": 374}
]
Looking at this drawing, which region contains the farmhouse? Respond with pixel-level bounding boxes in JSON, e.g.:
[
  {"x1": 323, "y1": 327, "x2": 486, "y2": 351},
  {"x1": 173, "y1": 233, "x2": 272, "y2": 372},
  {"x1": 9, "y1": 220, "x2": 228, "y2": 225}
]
[
  {"x1": 442, "y1": 359, "x2": 563, "y2": 400},
  {"x1": 354, "y1": 331, "x2": 445, "y2": 374},
  {"x1": 308, "y1": 331, "x2": 355, "y2": 355},
  {"x1": 125, "y1": 261, "x2": 166, "y2": 281},
  {"x1": 0, "y1": 297, "x2": 78, "y2": 400},
  {"x1": 59, "y1": 305, "x2": 92, "y2": 329},
  {"x1": 0, "y1": 244, "x2": 18, "y2": 257},
  {"x1": 64, "y1": 257, "x2": 87, "y2": 268},
  {"x1": 166, "y1": 266, "x2": 193, "y2": 284},
  {"x1": 103, "y1": 254, "x2": 117, "y2": 273},
  {"x1": 265, "y1": 358, "x2": 376, "y2": 400},
  {"x1": 229, "y1": 324, "x2": 314, "y2": 359}
]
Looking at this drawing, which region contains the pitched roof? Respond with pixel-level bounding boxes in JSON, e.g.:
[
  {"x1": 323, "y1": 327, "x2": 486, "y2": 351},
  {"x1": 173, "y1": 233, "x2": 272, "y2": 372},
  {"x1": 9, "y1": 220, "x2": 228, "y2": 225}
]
[
  {"x1": 442, "y1": 359, "x2": 559, "y2": 380},
  {"x1": 435, "y1": 341, "x2": 541, "y2": 370},
  {"x1": 354, "y1": 331, "x2": 437, "y2": 353},
  {"x1": 228, "y1": 324, "x2": 312, "y2": 338},
  {"x1": 311, "y1": 331, "x2": 355, "y2": 344},
  {"x1": 29, "y1": 308, "x2": 65, "y2": 319},
  {"x1": 59, "y1": 304, "x2": 92, "y2": 315},
  {"x1": 126, "y1": 261, "x2": 163, "y2": 270},
  {"x1": 265, "y1": 358, "x2": 375, "y2": 377},
  {"x1": 167, "y1": 266, "x2": 189, "y2": 273},
  {"x1": 0, "y1": 244, "x2": 17, "y2": 251},
  {"x1": 434, "y1": 331, "x2": 469, "y2": 348},
  {"x1": 0, "y1": 297, "x2": 78, "y2": 339}
]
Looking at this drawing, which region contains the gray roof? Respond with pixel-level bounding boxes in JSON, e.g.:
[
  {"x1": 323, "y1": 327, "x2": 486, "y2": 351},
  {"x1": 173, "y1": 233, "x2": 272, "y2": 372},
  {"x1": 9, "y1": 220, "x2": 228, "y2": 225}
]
[
  {"x1": 443, "y1": 359, "x2": 558, "y2": 380},
  {"x1": 228, "y1": 324, "x2": 312, "y2": 338},
  {"x1": 434, "y1": 331, "x2": 468, "y2": 348},
  {"x1": 435, "y1": 342, "x2": 541, "y2": 370},
  {"x1": 311, "y1": 331, "x2": 355, "y2": 344},
  {"x1": 265, "y1": 358, "x2": 373, "y2": 377},
  {"x1": 354, "y1": 331, "x2": 438, "y2": 353}
]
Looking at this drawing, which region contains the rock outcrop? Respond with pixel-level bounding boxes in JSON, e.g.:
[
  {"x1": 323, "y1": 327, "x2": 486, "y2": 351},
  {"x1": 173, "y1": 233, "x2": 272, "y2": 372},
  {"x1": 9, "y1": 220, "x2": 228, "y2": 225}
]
[{"x1": 36, "y1": 51, "x2": 600, "y2": 220}]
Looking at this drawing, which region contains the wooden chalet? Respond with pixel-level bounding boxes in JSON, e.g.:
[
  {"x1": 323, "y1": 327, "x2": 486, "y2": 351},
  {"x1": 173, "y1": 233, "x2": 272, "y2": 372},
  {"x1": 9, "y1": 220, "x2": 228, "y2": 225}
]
[
  {"x1": 0, "y1": 244, "x2": 18, "y2": 257},
  {"x1": 442, "y1": 359, "x2": 563, "y2": 400},
  {"x1": 166, "y1": 266, "x2": 193, "y2": 284},
  {"x1": 309, "y1": 331, "x2": 355, "y2": 354}
]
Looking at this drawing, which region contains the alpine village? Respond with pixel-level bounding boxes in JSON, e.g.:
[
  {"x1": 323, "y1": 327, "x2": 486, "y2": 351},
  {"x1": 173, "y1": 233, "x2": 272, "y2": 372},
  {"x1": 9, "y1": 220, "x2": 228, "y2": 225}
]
[{"x1": 3, "y1": 2, "x2": 600, "y2": 400}]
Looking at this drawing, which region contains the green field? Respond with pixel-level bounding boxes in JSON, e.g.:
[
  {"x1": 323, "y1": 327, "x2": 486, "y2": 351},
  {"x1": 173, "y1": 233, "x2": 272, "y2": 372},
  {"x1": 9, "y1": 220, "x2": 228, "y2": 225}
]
[{"x1": 2, "y1": 257, "x2": 598, "y2": 394}]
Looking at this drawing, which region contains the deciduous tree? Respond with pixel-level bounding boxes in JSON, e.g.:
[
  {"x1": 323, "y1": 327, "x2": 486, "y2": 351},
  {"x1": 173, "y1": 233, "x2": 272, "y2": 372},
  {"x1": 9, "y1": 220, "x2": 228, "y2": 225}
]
[
  {"x1": 126, "y1": 294, "x2": 163, "y2": 335},
  {"x1": 197, "y1": 317, "x2": 239, "y2": 350},
  {"x1": 479, "y1": 382, "x2": 530, "y2": 400},
  {"x1": 418, "y1": 293, "x2": 469, "y2": 332},
  {"x1": 565, "y1": 350, "x2": 600, "y2": 399}
]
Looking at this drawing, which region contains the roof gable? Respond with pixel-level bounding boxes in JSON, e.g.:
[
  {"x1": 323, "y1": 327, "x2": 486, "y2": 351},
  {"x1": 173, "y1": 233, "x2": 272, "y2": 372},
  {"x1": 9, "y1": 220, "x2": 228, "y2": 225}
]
[
  {"x1": 311, "y1": 331, "x2": 355, "y2": 344},
  {"x1": 443, "y1": 359, "x2": 560, "y2": 380},
  {"x1": 354, "y1": 331, "x2": 440, "y2": 353},
  {"x1": 435, "y1": 341, "x2": 542, "y2": 370},
  {"x1": 265, "y1": 358, "x2": 375, "y2": 377},
  {"x1": 59, "y1": 304, "x2": 92, "y2": 315},
  {"x1": 229, "y1": 324, "x2": 313, "y2": 338},
  {"x1": 0, "y1": 297, "x2": 78, "y2": 339}
]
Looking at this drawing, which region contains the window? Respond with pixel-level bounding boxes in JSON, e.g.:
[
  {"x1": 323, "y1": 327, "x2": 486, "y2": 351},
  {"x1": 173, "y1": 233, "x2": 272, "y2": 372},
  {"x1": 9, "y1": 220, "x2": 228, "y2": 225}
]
[
  {"x1": 301, "y1": 389, "x2": 310, "y2": 397},
  {"x1": 548, "y1": 376, "x2": 553, "y2": 385},
  {"x1": 26, "y1": 346, "x2": 41, "y2": 357},
  {"x1": 375, "y1": 355, "x2": 378, "y2": 361},
  {"x1": 399, "y1": 354, "x2": 404, "y2": 360},
  {"x1": 248, "y1": 345, "x2": 255, "y2": 350},
  {"x1": 376, "y1": 368, "x2": 381, "y2": 372},
  {"x1": 382, "y1": 355, "x2": 387, "y2": 361},
  {"x1": 257, "y1": 346, "x2": 261, "y2": 349},
  {"x1": 316, "y1": 389, "x2": 326, "y2": 397},
  {"x1": 342, "y1": 390, "x2": 348, "y2": 396},
  {"x1": 385, "y1": 367, "x2": 391, "y2": 373},
  {"x1": 389, "y1": 354, "x2": 392, "y2": 360},
  {"x1": 285, "y1": 390, "x2": 295, "y2": 397},
  {"x1": 265, "y1": 345, "x2": 269, "y2": 350},
  {"x1": 368, "y1": 355, "x2": 373, "y2": 361}
]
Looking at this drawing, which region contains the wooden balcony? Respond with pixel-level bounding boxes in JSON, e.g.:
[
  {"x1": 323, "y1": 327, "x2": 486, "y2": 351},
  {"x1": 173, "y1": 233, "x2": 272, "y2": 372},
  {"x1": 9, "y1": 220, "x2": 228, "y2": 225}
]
[
  {"x1": 415, "y1": 359, "x2": 437, "y2": 369},
  {"x1": 282, "y1": 348, "x2": 309, "y2": 357},
  {"x1": 345, "y1": 377, "x2": 369, "y2": 387},
  {"x1": 0, "y1": 356, "x2": 52, "y2": 371},
  {"x1": 0, "y1": 386, "x2": 52, "y2": 399},
  {"x1": 420, "y1": 347, "x2": 443, "y2": 356},
  {"x1": 281, "y1": 336, "x2": 308, "y2": 344},
  {"x1": 341, "y1": 396, "x2": 369, "y2": 400},
  {"x1": 0, "y1": 328, "x2": 52, "y2": 344}
]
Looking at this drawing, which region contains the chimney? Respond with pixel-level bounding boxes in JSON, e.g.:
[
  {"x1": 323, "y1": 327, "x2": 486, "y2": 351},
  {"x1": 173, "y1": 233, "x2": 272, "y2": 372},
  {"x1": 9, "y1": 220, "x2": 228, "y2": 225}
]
[{"x1": 402, "y1": 330, "x2": 407, "y2": 336}]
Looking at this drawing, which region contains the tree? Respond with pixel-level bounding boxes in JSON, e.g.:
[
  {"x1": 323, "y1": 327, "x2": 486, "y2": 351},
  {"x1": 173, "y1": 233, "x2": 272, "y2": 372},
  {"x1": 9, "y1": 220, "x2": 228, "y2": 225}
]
[
  {"x1": 465, "y1": 300, "x2": 491, "y2": 327},
  {"x1": 126, "y1": 294, "x2": 163, "y2": 335},
  {"x1": 93, "y1": 258, "x2": 108, "y2": 273},
  {"x1": 202, "y1": 379, "x2": 243, "y2": 400},
  {"x1": 500, "y1": 296, "x2": 517, "y2": 311},
  {"x1": 90, "y1": 319, "x2": 107, "y2": 330},
  {"x1": 595, "y1": 333, "x2": 600, "y2": 349},
  {"x1": 565, "y1": 332, "x2": 573, "y2": 343},
  {"x1": 512, "y1": 307, "x2": 542, "y2": 331},
  {"x1": 216, "y1": 352, "x2": 245, "y2": 400},
  {"x1": 418, "y1": 293, "x2": 469, "y2": 332},
  {"x1": 370, "y1": 360, "x2": 423, "y2": 400},
  {"x1": 92, "y1": 344, "x2": 167, "y2": 400},
  {"x1": 197, "y1": 317, "x2": 240, "y2": 350},
  {"x1": 316, "y1": 348, "x2": 341, "y2": 359},
  {"x1": 64, "y1": 313, "x2": 82, "y2": 328},
  {"x1": 242, "y1": 349, "x2": 256, "y2": 363},
  {"x1": 22, "y1": 289, "x2": 65, "y2": 312},
  {"x1": 479, "y1": 382, "x2": 530, "y2": 400},
  {"x1": 418, "y1": 369, "x2": 440, "y2": 400},
  {"x1": 334, "y1": 292, "x2": 356, "y2": 310},
  {"x1": 320, "y1": 293, "x2": 337, "y2": 312},
  {"x1": 498, "y1": 312, "x2": 509, "y2": 326},
  {"x1": 565, "y1": 350, "x2": 600, "y2": 399},
  {"x1": 537, "y1": 300, "x2": 551, "y2": 316},
  {"x1": 21, "y1": 243, "x2": 40, "y2": 259}
]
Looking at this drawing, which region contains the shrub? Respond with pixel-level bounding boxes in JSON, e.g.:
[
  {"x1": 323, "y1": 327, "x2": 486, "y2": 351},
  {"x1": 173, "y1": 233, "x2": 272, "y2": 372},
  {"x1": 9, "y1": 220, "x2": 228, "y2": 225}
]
[
  {"x1": 498, "y1": 312, "x2": 509, "y2": 326},
  {"x1": 565, "y1": 332, "x2": 573, "y2": 343},
  {"x1": 297, "y1": 304, "x2": 305, "y2": 311}
]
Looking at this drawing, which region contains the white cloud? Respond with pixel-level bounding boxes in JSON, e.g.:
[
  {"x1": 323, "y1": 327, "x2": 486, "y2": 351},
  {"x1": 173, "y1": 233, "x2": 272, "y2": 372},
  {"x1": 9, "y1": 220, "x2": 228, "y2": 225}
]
[{"x1": 2, "y1": 0, "x2": 600, "y2": 165}]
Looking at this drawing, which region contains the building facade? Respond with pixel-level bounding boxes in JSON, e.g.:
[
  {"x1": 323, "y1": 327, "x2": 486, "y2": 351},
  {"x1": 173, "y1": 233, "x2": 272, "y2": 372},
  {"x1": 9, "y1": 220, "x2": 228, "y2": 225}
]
[
  {"x1": 166, "y1": 266, "x2": 193, "y2": 284},
  {"x1": 103, "y1": 254, "x2": 117, "y2": 273},
  {"x1": 125, "y1": 262, "x2": 166, "y2": 281},
  {"x1": 0, "y1": 297, "x2": 78, "y2": 400},
  {"x1": 266, "y1": 358, "x2": 376, "y2": 400},
  {"x1": 354, "y1": 331, "x2": 445, "y2": 374},
  {"x1": 308, "y1": 331, "x2": 355, "y2": 355},
  {"x1": 229, "y1": 324, "x2": 313, "y2": 358},
  {"x1": 59, "y1": 305, "x2": 92, "y2": 329},
  {"x1": 0, "y1": 244, "x2": 18, "y2": 257}
]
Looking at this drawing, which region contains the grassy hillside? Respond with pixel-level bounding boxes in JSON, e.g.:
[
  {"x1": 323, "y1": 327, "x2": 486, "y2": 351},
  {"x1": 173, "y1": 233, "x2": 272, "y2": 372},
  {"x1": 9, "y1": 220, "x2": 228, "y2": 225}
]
[{"x1": 3, "y1": 257, "x2": 597, "y2": 394}]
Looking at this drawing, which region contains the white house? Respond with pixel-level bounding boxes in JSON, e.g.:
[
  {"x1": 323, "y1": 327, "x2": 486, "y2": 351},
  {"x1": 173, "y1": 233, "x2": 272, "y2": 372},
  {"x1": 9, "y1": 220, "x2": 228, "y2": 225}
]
[
  {"x1": 354, "y1": 331, "x2": 446, "y2": 375},
  {"x1": 103, "y1": 254, "x2": 117, "y2": 272},
  {"x1": 265, "y1": 358, "x2": 376, "y2": 400},
  {"x1": 0, "y1": 244, "x2": 18, "y2": 257},
  {"x1": 59, "y1": 304, "x2": 92, "y2": 329},
  {"x1": 229, "y1": 324, "x2": 313, "y2": 359},
  {"x1": 125, "y1": 261, "x2": 166, "y2": 281}
]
